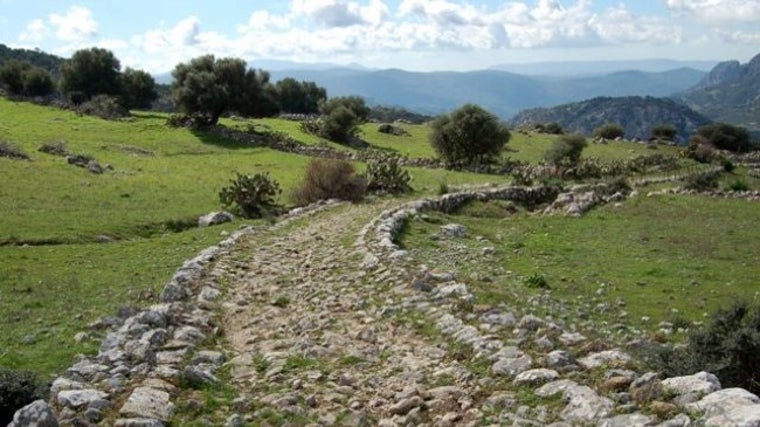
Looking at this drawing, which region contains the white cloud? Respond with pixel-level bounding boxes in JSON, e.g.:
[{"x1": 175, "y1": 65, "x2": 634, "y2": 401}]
[
  {"x1": 290, "y1": 0, "x2": 389, "y2": 27},
  {"x1": 590, "y1": 6, "x2": 681, "y2": 45},
  {"x1": 19, "y1": 19, "x2": 48, "y2": 42},
  {"x1": 666, "y1": 0, "x2": 760, "y2": 23},
  {"x1": 48, "y1": 6, "x2": 98, "y2": 42},
  {"x1": 718, "y1": 29, "x2": 760, "y2": 44},
  {"x1": 134, "y1": 16, "x2": 201, "y2": 53}
]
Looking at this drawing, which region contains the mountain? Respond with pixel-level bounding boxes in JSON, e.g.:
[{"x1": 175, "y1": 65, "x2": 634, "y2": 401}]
[
  {"x1": 268, "y1": 67, "x2": 706, "y2": 119},
  {"x1": 677, "y1": 52, "x2": 760, "y2": 132},
  {"x1": 490, "y1": 59, "x2": 718, "y2": 76},
  {"x1": 509, "y1": 96, "x2": 712, "y2": 142}
]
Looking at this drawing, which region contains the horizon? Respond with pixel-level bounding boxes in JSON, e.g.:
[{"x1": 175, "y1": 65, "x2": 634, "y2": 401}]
[{"x1": 1, "y1": 1, "x2": 759, "y2": 75}]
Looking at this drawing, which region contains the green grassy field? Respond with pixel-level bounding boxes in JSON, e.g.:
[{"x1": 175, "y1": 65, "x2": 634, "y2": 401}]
[
  {"x1": 0, "y1": 99, "x2": 497, "y2": 377},
  {"x1": 398, "y1": 194, "x2": 760, "y2": 336}
]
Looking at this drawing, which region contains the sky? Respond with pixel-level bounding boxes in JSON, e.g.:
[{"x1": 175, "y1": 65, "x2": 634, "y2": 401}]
[{"x1": 1, "y1": 0, "x2": 759, "y2": 74}]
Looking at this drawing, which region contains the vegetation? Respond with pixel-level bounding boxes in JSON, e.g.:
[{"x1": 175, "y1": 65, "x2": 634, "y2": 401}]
[
  {"x1": 219, "y1": 172, "x2": 282, "y2": 219},
  {"x1": 120, "y1": 67, "x2": 158, "y2": 110},
  {"x1": 430, "y1": 104, "x2": 510, "y2": 168},
  {"x1": 364, "y1": 153, "x2": 412, "y2": 194},
  {"x1": 171, "y1": 55, "x2": 277, "y2": 126},
  {"x1": 594, "y1": 123, "x2": 625, "y2": 140},
  {"x1": 317, "y1": 96, "x2": 370, "y2": 143},
  {"x1": 651, "y1": 124, "x2": 678, "y2": 141},
  {"x1": 274, "y1": 78, "x2": 326, "y2": 114},
  {"x1": 0, "y1": 367, "x2": 48, "y2": 425},
  {"x1": 0, "y1": 60, "x2": 54, "y2": 97},
  {"x1": 544, "y1": 133, "x2": 587, "y2": 167},
  {"x1": 60, "y1": 48, "x2": 123, "y2": 104},
  {"x1": 645, "y1": 302, "x2": 760, "y2": 394},
  {"x1": 695, "y1": 122, "x2": 752, "y2": 153},
  {"x1": 291, "y1": 159, "x2": 367, "y2": 206}
]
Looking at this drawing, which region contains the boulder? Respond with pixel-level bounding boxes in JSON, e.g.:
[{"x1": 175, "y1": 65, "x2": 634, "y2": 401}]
[
  {"x1": 119, "y1": 387, "x2": 174, "y2": 422},
  {"x1": 661, "y1": 371, "x2": 721, "y2": 398},
  {"x1": 8, "y1": 400, "x2": 59, "y2": 427},
  {"x1": 198, "y1": 211, "x2": 234, "y2": 227}
]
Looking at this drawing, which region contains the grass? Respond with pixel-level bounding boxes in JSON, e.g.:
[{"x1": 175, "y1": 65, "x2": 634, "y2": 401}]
[
  {"x1": 0, "y1": 98, "x2": 498, "y2": 378},
  {"x1": 398, "y1": 194, "x2": 760, "y2": 335}
]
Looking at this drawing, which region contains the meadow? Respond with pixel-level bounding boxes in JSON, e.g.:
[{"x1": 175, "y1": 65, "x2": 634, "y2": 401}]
[{"x1": 1, "y1": 96, "x2": 757, "y2": 382}]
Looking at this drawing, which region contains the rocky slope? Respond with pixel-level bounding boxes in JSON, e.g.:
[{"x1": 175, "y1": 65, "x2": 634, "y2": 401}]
[
  {"x1": 509, "y1": 96, "x2": 711, "y2": 142},
  {"x1": 677, "y1": 52, "x2": 760, "y2": 133}
]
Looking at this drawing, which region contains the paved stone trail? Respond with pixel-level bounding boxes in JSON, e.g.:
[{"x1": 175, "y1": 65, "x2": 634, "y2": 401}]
[{"x1": 221, "y1": 202, "x2": 484, "y2": 426}]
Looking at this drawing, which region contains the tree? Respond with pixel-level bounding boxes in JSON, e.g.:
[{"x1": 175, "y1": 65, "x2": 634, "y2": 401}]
[
  {"x1": 240, "y1": 69, "x2": 279, "y2": 118},
  {"x1": 171, "y1": 55, "x2": 278, "y2": 125},
  {"x1": 275, "y1": 78, "x2": 326, "y2": 114},
  {"x1": 0, "y1": 59, "x2": 54, "y2": 97},
  {"x1": 429, "y1": 104, "x2": 510, "y2": 168},
  {"x1": 594, "y1": 123, "x2": 625, "y2": 140},
  {"x1": 545, "y1": 133, "x2": 588, "y2": 167},
  {"x1": 121, "y1": 67, "x2": 157, "y2": 110},
  {"x1": 316, "y1": 96, "x2": 370, "y2": 143},
  {"x1": 696, "y1": 122, "x2": 751, "y2": 153},
  {"x1": 60, "y1": 48, "x2": 122, "y2": 103},
  {"x1": 652, "y1": 124, "x2": 678, "y2": 141}
]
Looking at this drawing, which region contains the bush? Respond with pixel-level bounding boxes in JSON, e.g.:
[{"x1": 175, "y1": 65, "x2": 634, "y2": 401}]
[
  {"x1": 430, "y1": 104, "x2": 510, "y2": 168},
  {"x1": 697, "y1": 122, "x2": 752, "y2": 153},
  {"x1": 76, "y1": 95, "x2": 129, "y2": 120},
  {"x1": 642, "y1": 302, "x2": 760, "y2": 394},
  {"x1": 524, "y1": 273, "x2": 550, "y2": 289},
  {"x1": 0, "y1": 367, "x2": 49, "y2": 425},
  {"x1": 652, "y1": 124, "x2": 678, "y2": 141},
  {"x1": 219, "y1": 172, "x2": 282, "y2": 218},
  {"x1": 594, "y1": 123, "x2": 625, "y2": 140},
  {"x1": 291, "y1": 159, "x2": 367, "y2": 206},
  {"x1": 544, "y1": 122, "x2": 564, "y2": 135},
  {"x1": 38, "y1": 140, "x2": 70, "y2": 157},
  {"x1": 0, "y1": 141, "x2": 30, "y2": 160},
  {"x1": 364, "y1": 153, "x2": 412, "y2": 194},
  {"x1": 684, "y1": 173, "x2": 719, "y2": 191},
  {"x1": 544, "y1": 134, "x2": 588, "y2": 167},
  {"x1": 726, "y1": 179, "x2": 749, "y2": 192}
]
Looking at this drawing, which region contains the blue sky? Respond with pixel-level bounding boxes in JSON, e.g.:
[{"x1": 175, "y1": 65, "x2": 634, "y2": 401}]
[{"x1": 1, "y1": 0, "x2": 759, "y2": 74}]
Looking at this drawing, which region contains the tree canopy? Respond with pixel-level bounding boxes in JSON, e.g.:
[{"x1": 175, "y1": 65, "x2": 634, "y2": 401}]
[
  {"x1": 429, "y1": 104, "x2": 510, "y2": 168},
  {"x1": 275, "y1": 77, "x2": 326, "y2": 114},
  {"x1": 0, "y1": 59, "x2": 54, "y2": 97},
  {"x1": 121, "y1": 67, "x2": 158, "y2": 110},
  {"x1": 60, "y1": 47, "x2": 122, "y2": 103}
]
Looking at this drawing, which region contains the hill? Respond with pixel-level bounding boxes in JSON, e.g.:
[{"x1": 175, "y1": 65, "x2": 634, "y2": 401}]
[
  {"x1": 509, "y1": 96, "x2": 712, "y2": 142},
  {"x1": 268, "y1": 67, "x2": 706, "y2": 119},
  {"x1": 0, "y1": 43, "x2": 64, "y2": 76},
  {"x1": 489, "y1": 58, "x2": 718, "y2": 76},
  {"x1": 677, "y1": 52, "x2": 760, "y2": 132}
]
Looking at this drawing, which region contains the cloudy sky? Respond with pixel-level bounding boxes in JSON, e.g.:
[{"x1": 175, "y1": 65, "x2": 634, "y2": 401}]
[{"x1": 1, "y1": 0, "x2": 759, "y2": 74}]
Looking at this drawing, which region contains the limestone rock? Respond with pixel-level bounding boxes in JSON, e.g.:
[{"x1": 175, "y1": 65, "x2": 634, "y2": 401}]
[
  {"x1": 560, "y1": 385, "x2": 614, "y2": 423},
  {"x1": 686, "y1": 388, "x2": 760, "y2": 419},
  {"x1": 119, "y1": 387, "x2": 174, "y2": 422},
  {"x1": 661, "y1": 371, "x2": 721, "y2": 398},
  {"x1": 198, "y1": 211, "x2": 234, "y2": 227},
  {"x1": 8, "y1": 400, "x2": 59, "y2": 427},
  {"x1": 440, "y1": 223, "x2": 466, "y2": 238},
  {"x1": 513, "y1": 368, "x2": 560, "y2": 386},
  {"x1": 57, "y1": 389, "x2": 109, "y2": 409},
  {"x1": 598, "y1": 413, "x2": 656, "y2": 427},
  {"x1": 492, "y1": 355, "x2": 532, "y2": 377},
  {"x1": 577, "y1": 349, "x2": 631, "y2": 369}
]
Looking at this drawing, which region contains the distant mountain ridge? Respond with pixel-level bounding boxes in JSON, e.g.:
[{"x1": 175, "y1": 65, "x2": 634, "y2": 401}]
[
  {"x1": 677, "y1": 52, "x2": 760, "y2": 132},
  {"x1": 509, "y1": 96, "x2": 712, "y2": 142},
  {"x1": 267, "y1": 67, "x2": 705, "y2": 119},
  {"x1": 490, "y1": 59, "x2": 718, "y2": 76}
]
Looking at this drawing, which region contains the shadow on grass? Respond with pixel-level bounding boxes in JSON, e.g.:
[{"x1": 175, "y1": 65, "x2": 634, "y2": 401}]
[{"x1": 190, "y1": 128, "x2": 252, "y2": 150}]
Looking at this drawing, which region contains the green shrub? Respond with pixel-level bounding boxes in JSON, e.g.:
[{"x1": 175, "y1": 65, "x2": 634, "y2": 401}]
[
  {"x1": 524, "y1": 273, "x2": 550, "y2": 289},
  {"x1": 219, "y1": 172, "x2": 282, "y2": 218},
  {"x1": 544, "y1": 134, "x2": 588, "y2": 167},
  {"x1": 594, "y1": 123, "x2": 625, "y2": 140},
  {"x1": 726, "y1": 179, "x2": 749, "y2": 192},
  {"x1": 544, "y1": 122, "x2": 564, "y2": 135},
  {"x1": 697, "y1": 122, "x2": 752, "y2": 153},
  {"x1": 642, "y1": 302, "x2": 760, "y2": 394},
  {"x1": 37, "y1": 140, "x2": 70, "y2": 157},
  {"x1": 437, "y1": 182, "x2": 450, "y2": 195},
  {"x1": 0, "y1": 367, "x2": 49, "y2": 425},
  {"x1": 652, "y1": 124, "x2": 678, "y2": 141},
  {"x1": 364, "y1": 153, "x2": 412, "y2": 194},
  {"x1": 684, "y1": 173, "x2": 719, "y2": 191},
  {"x1": 291, "y1": 159, "x2": 366, "y2": 206},
  {"x1": 429, "y1": 104, "x2": 510, "y2": 169},
  {"x1": 722, "y1": 159, "x2": 736, "y2": 173}
]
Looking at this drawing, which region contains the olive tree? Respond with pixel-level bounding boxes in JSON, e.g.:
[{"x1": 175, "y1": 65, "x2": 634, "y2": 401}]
[
  {"x1": 429, "y1": 104, "x2": 510, "y2": 168},
  {"x1": 275, "y1": 78, "x2": 327, "y2": 114},
  {"x1": 60, "y1": 48, "x2": 122, "y2": 103},
  {"x1": 120, "y1": 67, "x2": 157, "y2": 110}
]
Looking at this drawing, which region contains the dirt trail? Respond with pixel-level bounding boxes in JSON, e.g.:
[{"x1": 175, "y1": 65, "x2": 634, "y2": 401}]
[{"x1": 220, "y1": 201, "x2": 483, "y2": 425}]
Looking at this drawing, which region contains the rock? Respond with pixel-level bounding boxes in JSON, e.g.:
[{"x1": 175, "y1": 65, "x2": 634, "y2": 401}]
[
  {"x1": 481, "y1": 310, "x2": 516, "y2": 327},
  {"x1": 119, "y1": 387, "x2": 175, "y2": 422},
  {"x1": 517, "y1": 314, "x2": 545, "y2": 331},
  {"x1": 598, "y1": 413, "x2": 656, "y2": 427},
  {"x1": 8, "y1": 400, "x2": 59, "y2": 427},
  {"x1": 656, "y1": 413, "x2": 692, "y2": 427},
  {"x1": 191, "y1": 350, "x2": 226, "y2": 366},
  {"x1": 513, "y1": 368, "x2": 560, "y2": 386},
  {"x1": 600, "y1": 376, "x2": 634, "y2": 393},
  {"x1": 546, "y1": 350, "x2": 575, "y2": 369},
  {"x1": 198, "y1": 211, "x2": 234, "y2": 227},
  {"x1": 492, "y1": 355, "x2": 532, "y2": 377},
  {"x1": 631, "y1": 372, "x2": 663, "y2": 404},
  {"x1": 703, "y1": 403, "x2": 760, "y2": 427},
  {"x1": 114, "y1": 419, "x2": 166, "y2": 427},
  {"x1": 159, "y1": 283, "x2": 187, "y2": 303},
  {"x1": 440, "y1": 223, "x2": 466, "y2": 238},
  {"x1": 661, "y1": 371, "x2": 721, "y2": 398},
  {"x1": 388, "y1": 396, "x2": 425, "y2": 415},
  {"x1": 686, "y1": 388, "x2": 760, "y2": 419},
  {"x1": 577, "y1": 349, "x2": 631, "y2": 369},
  {"x1": 560, "y1": 385, "x2": 614, "y2": 423},
  {"x1": 57, "y1": 389, "x2": 109, "y2": 409},
  {"x1": 650, "y1": 401, "x2": 678, "y2": 419},
  {"x1": 535, "y1": 379, "x2": 579, "y2": 398},
  {"x1": 559, "y1": 331, "x2": 587, "y2": 346}
]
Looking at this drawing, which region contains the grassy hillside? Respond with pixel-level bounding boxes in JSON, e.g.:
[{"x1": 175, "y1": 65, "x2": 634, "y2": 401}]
[{"x1": 0, "y1": 99, "x2": 495, "y2": 377}]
